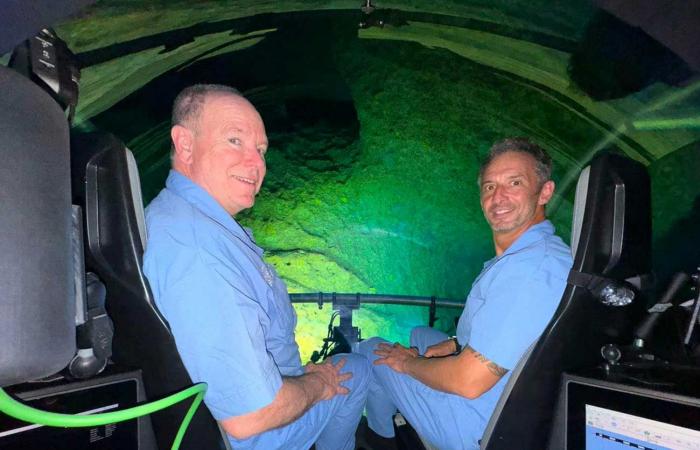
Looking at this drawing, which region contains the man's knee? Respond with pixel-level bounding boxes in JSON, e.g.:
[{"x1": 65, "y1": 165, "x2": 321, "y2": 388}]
[
  {"x1": 356, "y1": 337, "x2": 388, "y2": 363},
  {"x1": 355, "y1": 338, "x2": 404, "y2": 388},
  {"x1": 410, "y1": 326, "x2": 448, "y2": 353},
  {"x1": 410, "y1": 326, "x2": 431, "y2": 348},
  {"x1": 333, "y1": 352, "x2": 371, "y2": 394}
]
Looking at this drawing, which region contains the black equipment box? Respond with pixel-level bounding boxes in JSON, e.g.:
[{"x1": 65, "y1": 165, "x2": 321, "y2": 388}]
[{"x1": 0, "y1": 369, "x2": 156, "y2": 450}]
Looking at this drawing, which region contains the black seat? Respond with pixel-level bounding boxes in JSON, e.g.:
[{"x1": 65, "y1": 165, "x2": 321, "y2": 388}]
[
  {"x1": 481, "y1": 152, "x2": 652, "y2": 450},
  {"x1": 70, "y1": 132, "x2": 228, "y2": 450},
  {"x1": 0, "y1": 64, "x2": 75, "y2": 387}
]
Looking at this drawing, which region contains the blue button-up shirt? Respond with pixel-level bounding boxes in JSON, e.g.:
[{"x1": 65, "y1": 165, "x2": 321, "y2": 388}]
[
  {"x1": 143, "y1": 171, "x2": 302, "y2": 420},
  {"x1": 456, "y1": 220, "x2": 572, "y2": 426}
]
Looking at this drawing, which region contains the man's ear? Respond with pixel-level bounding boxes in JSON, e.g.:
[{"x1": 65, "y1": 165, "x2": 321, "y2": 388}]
[
  {"x1": 538, "y1": 180, "x2": 555, "y2": 205},
  {"x1": 171, "y1": 125, "x2": 194, "y2": 165}
]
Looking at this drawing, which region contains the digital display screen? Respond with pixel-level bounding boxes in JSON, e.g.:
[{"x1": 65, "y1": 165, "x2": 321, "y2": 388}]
[
  {"x1": 567, "y1": 377, "x2": 700, "y2": 450},
  {"x1": 585, "y1": 404, "x2": 700, "y2": 450}
]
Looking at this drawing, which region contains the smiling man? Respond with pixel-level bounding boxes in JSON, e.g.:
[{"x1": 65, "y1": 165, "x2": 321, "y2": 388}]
[
  {"x1": 357, "y1": 137, "x2": 573, "y2": 450},
  {"x1": 143, "y1": 84, "x2": 370, "y2": 450}
]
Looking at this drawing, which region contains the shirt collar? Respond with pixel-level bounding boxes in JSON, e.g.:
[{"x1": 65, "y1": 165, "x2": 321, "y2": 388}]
[
  {"x1": 482, "y1": 220, "x2": 556, "y2": 268},
  {"x1": 502, "y1": 220, "x2": 555, "y2": 256},
  {"x1": 165, "y1": 170, "x2": 251, "y2": 241}
]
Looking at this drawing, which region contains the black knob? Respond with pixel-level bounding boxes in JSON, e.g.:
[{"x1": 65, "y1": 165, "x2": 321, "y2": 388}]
[{"x1": 601, "y1": 344, "x2": 622, "y2": 364}]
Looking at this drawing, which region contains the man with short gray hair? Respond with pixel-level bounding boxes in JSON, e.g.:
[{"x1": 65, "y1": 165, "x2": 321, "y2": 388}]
[{"x1": 144, "y1": 84, "x2": 370, "y2": 450}]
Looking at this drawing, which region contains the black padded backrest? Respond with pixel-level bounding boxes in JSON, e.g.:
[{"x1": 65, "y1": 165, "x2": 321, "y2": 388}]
[
  {"x1": 483, "y1": 152, "x2": 651, "y2": 450},
  {"x1": 0, "y1": 66, "x2": 75, "y2": 387},
  {"x1": 70, "y1": 132, "x2": 226, "y2": 450}
]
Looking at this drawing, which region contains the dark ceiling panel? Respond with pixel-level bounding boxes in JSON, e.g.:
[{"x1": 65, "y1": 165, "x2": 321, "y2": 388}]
[
  {"x1": 596, "y1": 0, "x2": 700, "y2": 71},
  {"x1": 0, "y1": 0, "x2": 94, "y2": 55}
]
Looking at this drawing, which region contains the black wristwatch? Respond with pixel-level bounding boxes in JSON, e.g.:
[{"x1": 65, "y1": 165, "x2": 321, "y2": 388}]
[{"x1": 449, "y1": 336, "x2": 462, "y2": 354}]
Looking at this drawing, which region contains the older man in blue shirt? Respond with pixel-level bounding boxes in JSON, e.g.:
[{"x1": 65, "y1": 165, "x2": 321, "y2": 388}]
[
  {"x1": 358, "y1": 138, "x2": 573, "y2": 450},
  {"x1": 144, "y1": 84, "x2": 370, "y2": 450}
]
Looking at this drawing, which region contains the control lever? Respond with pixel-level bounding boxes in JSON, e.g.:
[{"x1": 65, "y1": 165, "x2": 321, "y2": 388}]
[
  {"x1": 602, "y1": 272, "x2": 691, "y2": 371},
  {"x1": 683, "y1": 269, "x2": 700, "y2": 346},
  {"x1": 634, "y1": 272, "x2": 689, "y2": 345}
]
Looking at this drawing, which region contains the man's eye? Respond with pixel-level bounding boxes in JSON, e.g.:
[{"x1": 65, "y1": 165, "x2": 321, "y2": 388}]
[
  {"x1": 229, "y1": 138, "x2": 241, "y2": 145},
  {"x1": 482, "y1": 185, "x2": 494, "y2": 192},
  {"x1": 511, "y1": 180, "x2": 521, "y2": 186}
]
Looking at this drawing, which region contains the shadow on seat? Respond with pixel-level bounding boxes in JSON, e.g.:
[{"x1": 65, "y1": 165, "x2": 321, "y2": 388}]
[
  {"x1": 70, "y1": 132, "x2": 228, "y2": 450},
  {"x1": 480, "y1": 152, "x2": 652, "y2": 450}
]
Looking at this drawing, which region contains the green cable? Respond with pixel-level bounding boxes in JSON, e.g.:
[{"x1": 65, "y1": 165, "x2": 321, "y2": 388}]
[{"x1": 0, "y1": 382, "x2": 207, "y2": 450}]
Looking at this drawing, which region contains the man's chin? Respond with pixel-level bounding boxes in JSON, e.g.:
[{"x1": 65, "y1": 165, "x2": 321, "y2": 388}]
[
  {"x1": 488, "y1": 220, "x2": 519, "y2": 234},
  {"x1": 241, "y1": 198, "x2": 257, "y2": 211},
  {"x1": 225, "y1": 199, "x2": 256, "y2": 216}
]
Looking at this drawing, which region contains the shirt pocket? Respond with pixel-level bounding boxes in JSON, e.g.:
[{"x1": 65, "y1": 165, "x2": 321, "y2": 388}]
[
  {"x1": 457, "y1": 293, "x2": 485, "y2": 344},
  {"x1": 264, "y1": 263, "x2": 297, "y2": 333}
]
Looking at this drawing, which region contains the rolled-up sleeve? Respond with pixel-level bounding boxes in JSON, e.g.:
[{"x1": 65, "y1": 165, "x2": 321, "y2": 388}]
[{"x1": 468, "y1": 258, "x2": 565, "y2": 371}]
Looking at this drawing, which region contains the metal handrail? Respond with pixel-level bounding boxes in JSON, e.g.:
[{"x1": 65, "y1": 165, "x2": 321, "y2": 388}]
[{"x1": 289, "y1": 292, "x2": 465, "y2": 309}]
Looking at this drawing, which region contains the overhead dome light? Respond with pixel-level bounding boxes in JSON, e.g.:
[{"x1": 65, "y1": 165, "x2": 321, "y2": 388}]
[
  {"x1": 360, "y1": 0, "x2": 376, "y2": 14},
  {"x1": 359, "y1": 1, "x2": 384, "y2": 29}
]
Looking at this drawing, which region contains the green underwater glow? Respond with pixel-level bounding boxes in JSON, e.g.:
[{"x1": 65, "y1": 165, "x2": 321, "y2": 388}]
[
  {"x1": 56, "y1": 2, "x2": 700, "y2": 362},
  {"x1": 633, "y1": 117, "x2": 700, "y2": 130}
]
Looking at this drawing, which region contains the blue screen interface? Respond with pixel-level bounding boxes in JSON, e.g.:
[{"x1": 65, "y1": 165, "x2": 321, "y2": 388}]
[{"x1": 585, "y1": 404, "x2": 700, "y2": 450}]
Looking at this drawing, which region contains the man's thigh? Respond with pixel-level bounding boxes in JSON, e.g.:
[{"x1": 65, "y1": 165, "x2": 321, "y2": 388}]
[
  {"x1": 364, "y1": 338, "x2": 483, "y2": 450},
  {"x1": 248, "y1": 353, "x2": 370, "y2": 450}
]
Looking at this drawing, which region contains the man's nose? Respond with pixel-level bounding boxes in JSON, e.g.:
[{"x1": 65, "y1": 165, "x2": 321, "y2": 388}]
[
  {"x1": 245, "y1": 147, "x2": 265, "y2": 166},
  {"x1": 491, "y1": 184, "x2": 507, "y2": 201}
]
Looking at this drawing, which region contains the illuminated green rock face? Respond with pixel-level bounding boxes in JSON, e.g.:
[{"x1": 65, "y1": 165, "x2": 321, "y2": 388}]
[
  {"x1": 238, "y1": 35, "x2": 586, "y2": 358},
  {"x1": 73, "y1": 6, "x2": 700, "y2": 362}
]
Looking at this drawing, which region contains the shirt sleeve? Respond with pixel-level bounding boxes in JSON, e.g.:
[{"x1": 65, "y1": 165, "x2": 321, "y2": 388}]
[
  {"x1": 156, "y1": 245, "x2": 283, "y2": 420},
  {"x1": 468, "y1": 257, "x2": 566, "y2": 370}
]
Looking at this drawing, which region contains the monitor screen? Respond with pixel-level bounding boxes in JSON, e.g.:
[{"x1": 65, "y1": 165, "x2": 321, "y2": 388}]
[
  {"x1": 566, "y1": 375, "x2": 700, "y2": 450},
  {"x1": 585, "y1": 404, "x2": 700, "y2": 450}
]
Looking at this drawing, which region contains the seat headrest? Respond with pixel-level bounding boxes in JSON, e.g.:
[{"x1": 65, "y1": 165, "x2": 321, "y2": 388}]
[
  {"x1": 571, "y1": 152, "x2": 651, "y2": 279},
  {"x1": 125, "y1": 148, "x2": 147, "y2": 249},
  {"x1": 571, "y1": 166, "x2": 591, "y2": 260}
]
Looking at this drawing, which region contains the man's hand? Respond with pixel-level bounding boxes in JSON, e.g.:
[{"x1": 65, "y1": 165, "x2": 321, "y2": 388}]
[
  {"x1": 374, "y1": 342, "x2": 419, "y2": 373},
  {"x1": 424, "y1": 339, "x2": 458, "y2": 358},
  {"x1": 371, "y1": 340, "x2": 507, "y2": 401},
  {"x1": 304, "y1": 357, "x2": 352, "y2": 401},
  {"x1": 222, "y1": 357, "x2": 353, "y2": 440}
]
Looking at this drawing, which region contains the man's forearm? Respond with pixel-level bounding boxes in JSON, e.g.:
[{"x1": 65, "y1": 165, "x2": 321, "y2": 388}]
[
  {"x1": 221, "y1": 372, "x2": 327, "y2": 440},
  {"x1": 402, "y1": 347, "x2": 504, "y2": 399},
  {"x1": 404, "y1": 355, "x2": 469, "y2": 397},
  {"x1": 273, "y1": 374, "x2": 326, "y2": 424}
]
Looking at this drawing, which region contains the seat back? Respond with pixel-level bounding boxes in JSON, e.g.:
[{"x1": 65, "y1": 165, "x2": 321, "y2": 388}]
[
  {"x1": 0, "y1": 65, "x2": 75, "y2": 387},
  {"x1": 70, "y1": 132, "x2": 227, "y2": 450},
  {"x1": 481, "y1": 152, "x2": 651, "y2": 450},
  {"x1": 125, "y1": 148, "x2": 147, "y2": 251},
  {"x1": 479, "y1": 342, "x2": 536, "y2": 448}
]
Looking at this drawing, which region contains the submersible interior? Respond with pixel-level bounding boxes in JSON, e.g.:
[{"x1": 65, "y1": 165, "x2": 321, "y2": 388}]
[{"x1": 40, "y1": 0, "x2": 700, "y2": 361}]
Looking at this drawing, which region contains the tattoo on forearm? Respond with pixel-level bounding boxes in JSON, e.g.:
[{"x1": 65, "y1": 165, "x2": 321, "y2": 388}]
[{"x1": 464, "y1": 345, "x2": 509, "y2": 377}]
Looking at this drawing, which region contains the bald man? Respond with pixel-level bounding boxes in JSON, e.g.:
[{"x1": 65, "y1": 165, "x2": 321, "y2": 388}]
[{"x1": 144, "y1": 84, "x2": 370, "y2": 450}]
